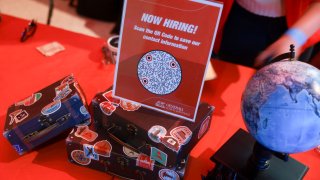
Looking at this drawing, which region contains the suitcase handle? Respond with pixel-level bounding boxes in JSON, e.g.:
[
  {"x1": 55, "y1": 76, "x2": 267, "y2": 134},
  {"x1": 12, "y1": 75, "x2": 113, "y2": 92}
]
[
  {"x1": 107, "y1": 123, "x2": 149, "y2": 153},
  {"x1": 23, "y1": 113, "x2": 71, "y2": 142}
]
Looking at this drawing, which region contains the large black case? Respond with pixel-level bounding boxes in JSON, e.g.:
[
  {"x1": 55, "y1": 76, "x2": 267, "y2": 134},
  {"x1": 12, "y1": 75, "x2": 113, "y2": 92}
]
[{"x1": 90, "y1": 89, "x2": 214, "y2": 168}]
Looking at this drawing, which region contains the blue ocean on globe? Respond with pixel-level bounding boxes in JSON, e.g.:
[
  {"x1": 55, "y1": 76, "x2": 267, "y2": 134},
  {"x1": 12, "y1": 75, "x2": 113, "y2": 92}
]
[{"x1": 241, "y1": 60, "x2": 320, "y2": 154}]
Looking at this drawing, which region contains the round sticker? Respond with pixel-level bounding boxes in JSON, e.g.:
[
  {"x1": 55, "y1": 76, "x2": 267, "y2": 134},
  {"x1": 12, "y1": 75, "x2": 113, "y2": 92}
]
[
  {"x1": 71, "y1": 150, "x2": 91, "y2": 165},
  {"x1": 41, "y1": 100, "x2": 61, "y2": 115},
  {"x1": 159, "y1": 169, "x2": 180, "y2": 180},
  {"x1": 80, "y1": 106, "x2": 89, "y2": 115},
  {"x1": 137, "y1": 50, "x2": 182, "y2": 95},
  {"x1": 148, "y1": 125, "x2": 167, "y2": 143}
]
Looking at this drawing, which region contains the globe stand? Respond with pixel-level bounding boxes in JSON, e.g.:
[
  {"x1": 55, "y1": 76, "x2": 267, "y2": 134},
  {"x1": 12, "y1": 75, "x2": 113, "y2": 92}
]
[
  {"x1": 263, "y1": 44, "x2": 296, "y2": 67},
  {"x1": 205, "y1": 129, "x2": 308, "y2": 179}
]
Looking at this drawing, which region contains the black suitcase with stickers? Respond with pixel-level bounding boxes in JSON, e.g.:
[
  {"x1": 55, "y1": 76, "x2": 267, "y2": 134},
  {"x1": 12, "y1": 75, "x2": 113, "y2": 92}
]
[
  {"x1": 90, "y1": 88, "x2": 214, "y2": 168},
  {"x1": 3, "y1": 75, "x2": 90, "y2": 155},
  {"x1": 66, "y1": 124, "x2": 187, "y2": 179}
]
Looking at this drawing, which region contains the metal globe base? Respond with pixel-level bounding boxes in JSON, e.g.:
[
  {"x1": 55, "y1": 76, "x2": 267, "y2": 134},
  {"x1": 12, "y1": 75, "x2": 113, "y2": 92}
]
[{"x1": 205, "y1": 129, "x2": 308, "y2": 180}]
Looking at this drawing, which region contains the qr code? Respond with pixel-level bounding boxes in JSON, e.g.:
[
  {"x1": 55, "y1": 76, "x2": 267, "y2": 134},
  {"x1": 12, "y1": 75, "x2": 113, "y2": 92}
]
[{"x1": 137, "y1": 50, "x2": 182, "y2": 95}]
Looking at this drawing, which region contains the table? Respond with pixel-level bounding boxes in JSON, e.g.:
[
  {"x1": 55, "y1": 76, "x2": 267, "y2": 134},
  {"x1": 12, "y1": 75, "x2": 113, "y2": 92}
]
[{"x1": 0, "y1": 14, "x2": 319, "y2": 180}]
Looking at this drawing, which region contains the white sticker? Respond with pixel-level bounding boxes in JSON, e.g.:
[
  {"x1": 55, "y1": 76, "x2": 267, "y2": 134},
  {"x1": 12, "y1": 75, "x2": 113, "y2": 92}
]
[
  {"x1": 71, "y1": 150, "x2": 91, "y2": 166},
  {"x1": 170, "y1": 126, "x2": 192, "y2": 145},
  {"x1": 148, "y1": 125, "x2": 167, "y2": 143},
  {"x1": 123, "y1": 146, "x2": 139, "y2": 158},
  {"x1": 41, "y1": 100, "x2": 61, "y2": 115},
  {"x1": 159, "y1": 169, "x2": 180, "y2": 180}
]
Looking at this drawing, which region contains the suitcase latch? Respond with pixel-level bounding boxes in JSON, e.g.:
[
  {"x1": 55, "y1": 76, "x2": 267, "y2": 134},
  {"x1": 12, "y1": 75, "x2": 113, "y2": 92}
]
[{"x1": 127, "y1": 124, "x2": 138, "y2": 136}]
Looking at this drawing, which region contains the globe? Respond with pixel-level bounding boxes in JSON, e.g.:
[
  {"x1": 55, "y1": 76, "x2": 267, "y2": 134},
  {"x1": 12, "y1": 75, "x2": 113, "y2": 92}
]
[{"x1": 241, "y1": 60, "x2": 320, "y2": 154}]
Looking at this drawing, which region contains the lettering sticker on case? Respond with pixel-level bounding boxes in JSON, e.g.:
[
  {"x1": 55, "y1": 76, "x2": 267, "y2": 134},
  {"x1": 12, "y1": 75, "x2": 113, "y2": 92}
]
[
  {"x1": 136, "y1": 154, "x2": 155, "y2": 171},
  {"x1": 9, "y1": 109, "x2": 28, "y2": 125}
]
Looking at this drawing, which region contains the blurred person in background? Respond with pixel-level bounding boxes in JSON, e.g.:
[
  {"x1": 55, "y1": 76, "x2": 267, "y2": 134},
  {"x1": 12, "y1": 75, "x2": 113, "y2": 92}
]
[{"x1": 213, "y1": 0, "x2": 320, "y2": 68}]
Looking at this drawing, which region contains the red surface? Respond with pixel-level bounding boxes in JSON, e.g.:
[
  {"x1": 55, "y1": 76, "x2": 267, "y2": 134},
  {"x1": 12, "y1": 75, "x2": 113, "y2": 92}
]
[{"x1": 0, "y1": 14, "x2": 319, "y2": 180}]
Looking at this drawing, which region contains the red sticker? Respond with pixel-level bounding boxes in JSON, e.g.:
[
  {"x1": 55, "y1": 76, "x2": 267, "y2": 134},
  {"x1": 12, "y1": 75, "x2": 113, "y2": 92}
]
[
  {"x1": 160, "y1": 136, "x2": 180, "y2": 152},
  {"x1": 102, "y1": 90, "x2": 120, "y2": 106},
  {"x1": 198, "y1": 116, "x2": 210, "y2": 139},
  {"x1": 100, "y1": 101, "x2": 117, "y2": 116},
  {"x1": 136, "y1": 154, "x2": 155, "y2": 171},
  {"x1": 120, "y1": 100, "x2": 141, "y2": 111},
  {"x1": 15, "y1": 93, "x2": 42, "y2": 106},
  {"x1": 170, "y1": 126, "x2": 192, "y2": 145},
  {"x1": 93, "y1": 140, "x2": 112, "y2": 157},
  {"x1": 74, "y1": 82, "x2": 87, "y2": 105},
  {"x1": 54, "y1": 83, "x2": 72, "y2": 101},
  {"x1": 9, "y1": 109, "x2": 28, "y2": 125},
  {"x1": 74, "y1": 125, "x2": 98, "y2": 142}
]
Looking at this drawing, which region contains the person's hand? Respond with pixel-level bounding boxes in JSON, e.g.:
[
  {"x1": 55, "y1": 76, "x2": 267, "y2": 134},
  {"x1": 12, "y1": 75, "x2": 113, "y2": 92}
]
[
  {"x1": 255, "y1": 1, "x2": 320, "y2": 68},
  {"x1": 254, "y1": 35, "x2": 301, "y2": 68}
]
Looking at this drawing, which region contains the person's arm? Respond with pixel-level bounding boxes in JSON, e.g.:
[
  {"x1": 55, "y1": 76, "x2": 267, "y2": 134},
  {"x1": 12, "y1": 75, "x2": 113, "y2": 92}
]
[{"x1": 254, "y1": 1, "x2": 320, "y2": 67}]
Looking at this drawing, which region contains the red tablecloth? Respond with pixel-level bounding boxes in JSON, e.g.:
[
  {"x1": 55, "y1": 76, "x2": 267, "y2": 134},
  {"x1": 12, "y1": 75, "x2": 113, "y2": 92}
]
[{"x1": 0, "y1": 14, "x2": 319, "y2": 180}]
